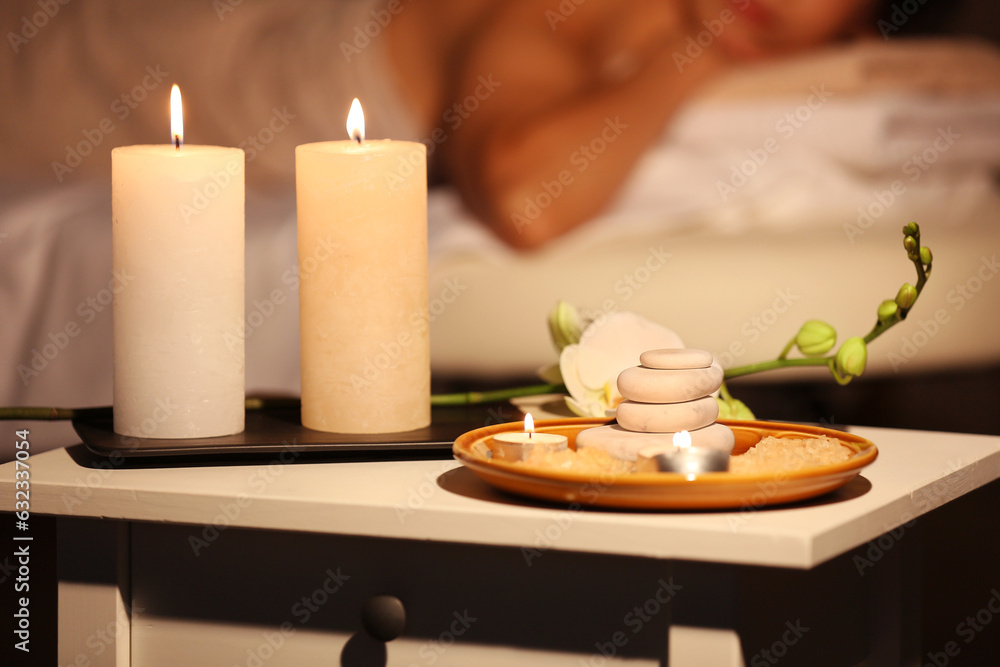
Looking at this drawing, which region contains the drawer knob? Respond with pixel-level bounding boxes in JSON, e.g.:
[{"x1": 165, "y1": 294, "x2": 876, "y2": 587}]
[{"x1": 361, "y1": 595, "x2": 406, "y2": 642}]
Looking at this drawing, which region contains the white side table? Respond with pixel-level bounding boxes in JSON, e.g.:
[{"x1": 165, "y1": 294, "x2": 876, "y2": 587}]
[{"x1": 3, "y1": 425, "x2": 999, "y2": 666}]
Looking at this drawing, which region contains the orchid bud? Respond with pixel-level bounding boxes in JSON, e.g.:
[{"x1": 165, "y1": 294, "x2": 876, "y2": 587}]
[
  {"x1": 716, "y1": 396, "x2": 756, "y2": 421},
  {"x1": 548, "y1": 301, "x2": 583, "y2": 352},
  {"x1": 920, "y1": 246, "x2": 933, "y2": 266},
  {"x1": 794, "y1": 320, "x2": 837, "y2": 356},
  {"x1": 903, "y1": 222, "x2": 919, "y2": 236},
  {"x1": 895, "y1": 283, "x2": 917, "y2": 310},
  {"x1": 904, "y1": 235, "x2": 917, "y2": 253},
  {"x1": 877, "y1": 299, "x2": 898, "y2": 322},
  {"x1": 835, "y1": 337, "x2": 868, "y2": 379}
]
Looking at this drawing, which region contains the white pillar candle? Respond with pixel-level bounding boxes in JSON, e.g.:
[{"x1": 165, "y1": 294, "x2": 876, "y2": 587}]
[
  {"x1": 112, "y1": 85, "x2": 245, "y2": 439},
  {"x1": 296, "y1": 99, "x2": 429, "y2": 434}
]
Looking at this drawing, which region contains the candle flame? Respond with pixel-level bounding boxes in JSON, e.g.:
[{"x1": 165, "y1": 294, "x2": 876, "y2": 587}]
[
  {"x1": 524, "y1": 413, "x2": 535, "y2": 435},
  {"x1": 673, "y1": 430, "x2": 692, "y2": 450},
  {"x1": 170, "y1": 84, "x2": 183, "y2": 149},
  {"x1": 346, "y1": 98, "x2": 365, "y2": 144}
]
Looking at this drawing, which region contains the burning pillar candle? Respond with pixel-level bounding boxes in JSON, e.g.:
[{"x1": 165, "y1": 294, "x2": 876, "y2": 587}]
[
  {"x1": 112, "y1": 84, "x2": 245, "y2": 438},
  {"x1": 296, "y1": 99, "x2": 430, "y2": 433}
]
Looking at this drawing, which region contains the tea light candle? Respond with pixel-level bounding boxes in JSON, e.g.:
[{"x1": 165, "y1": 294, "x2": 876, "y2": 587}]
[
  {"x1": 112, "y1": 85, "x2": 245, "y2": 439},
  {"x1": 492, "y1": 414, "x2": 568, "y2": 461},
  {"x1": 296, "y1": 99, "x2": 429, "y2": 434},
  {"x1": 637, "y1": 430, "x2": 730, "y2": 477}
]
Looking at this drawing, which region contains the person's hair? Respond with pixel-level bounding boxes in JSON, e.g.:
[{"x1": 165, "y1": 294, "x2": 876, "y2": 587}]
[{"x1": 876, "y1": 0, "x2": 999, "y2": 44}]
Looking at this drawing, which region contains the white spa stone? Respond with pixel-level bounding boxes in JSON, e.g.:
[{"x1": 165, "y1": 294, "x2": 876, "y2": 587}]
[
  {"x1": 576, "y1": 423, "x2": 735, "y2": 461},
  {"x1": 617, "y1": 364, "x2": 723, "y2": 404},
  {"x1": 615, "y1": 396, "x2": 719, "y2": 433},
  {"x1": 639, "y1": 348, "x2": 714, "y2": 370}
]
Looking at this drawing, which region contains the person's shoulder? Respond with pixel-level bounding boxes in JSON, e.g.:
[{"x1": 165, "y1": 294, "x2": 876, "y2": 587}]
[
  {"x1": 494, "y1": 0, "x2": 672, "y2": 31},
  {"x1": 539, "y1": 0, "x2": 683, "y2": 44}
]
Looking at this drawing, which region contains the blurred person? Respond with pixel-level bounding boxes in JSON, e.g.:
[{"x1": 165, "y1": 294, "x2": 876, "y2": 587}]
[
  {"x1": 411, "y1": 0, "x2": 880, "y2": 247},
  {"x1": 0, "y1": 0, "x2": 879, "y2": 248}
]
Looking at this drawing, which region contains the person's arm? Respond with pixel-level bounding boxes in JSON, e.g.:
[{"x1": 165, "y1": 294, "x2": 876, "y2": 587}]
[{"x1": 440, "y1": 1, "x2": 727, "y2": 249}]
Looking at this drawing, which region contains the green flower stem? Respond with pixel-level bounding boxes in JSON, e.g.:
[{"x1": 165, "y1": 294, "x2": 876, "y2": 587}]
[
  {"x1": 723, "y1": 356, "x2": 833, "y2": 380},
  {"x1": 430, "y1": 383, "x2": 566, "y2": 406},
  {"x1": 828, "y1": 359, "x2": 853, "y2": 386},
  {"x1": 718, "y1": 380, "x2": 734, "y2": 402},
  {"x1": 861, "y1": 313, "x2": 901, "y2": 345},
  {"x1": 0, "y1": 386, "x2": 570, "y2": 421},
  {"x1": 0, "y1": 407, "x2": 79, "y2": 421},
  {"x1": 725, "y1": 223, "x2": 931, "y2": 384},
  {"x1": 0, "y1": 225, "x2": 935, "y2": 418},
  {"x1": 0, "y1": 400, "x2": 301, "y2": 421},
  {"x1": 863, "y1": 239, "x2": 929, "y2": 345}
]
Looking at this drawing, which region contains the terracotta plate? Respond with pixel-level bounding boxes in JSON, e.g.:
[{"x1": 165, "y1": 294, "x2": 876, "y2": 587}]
[{"x1": 453, "y1": 418, "x2": 878, "y2": 510}]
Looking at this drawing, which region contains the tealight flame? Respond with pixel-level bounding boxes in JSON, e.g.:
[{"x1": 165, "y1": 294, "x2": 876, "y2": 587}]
[
  {"x1": 524, "y1": 413, "x2": 535, "y2": 436},
  {"x1": 346, "y1": 98, "x2": 365, "y2": 144},
  {"x1": 673, "y1": 430, "x2": 692, "y2": 450},
  {"x1": 170, "y1": 84, "x2": 183, "y2": 149}
]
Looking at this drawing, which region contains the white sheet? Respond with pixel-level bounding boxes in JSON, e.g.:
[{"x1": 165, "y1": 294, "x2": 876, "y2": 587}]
[
  {"x1": 429, "y1": 90, "x2": 1000, "y2": 260},
  {"x1": 4, "y1": 41, "x2": 1000, "y2": 449}
]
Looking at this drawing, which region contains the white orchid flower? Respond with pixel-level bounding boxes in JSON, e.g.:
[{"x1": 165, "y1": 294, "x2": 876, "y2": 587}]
[{"x1": 558, "y1": 311, "x2": 684, "y2": 418}]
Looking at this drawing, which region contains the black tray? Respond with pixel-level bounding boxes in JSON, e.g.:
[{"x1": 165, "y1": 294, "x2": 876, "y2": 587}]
[{"x1": 73, "y1": 402, "x2": 520, "y2": 460}]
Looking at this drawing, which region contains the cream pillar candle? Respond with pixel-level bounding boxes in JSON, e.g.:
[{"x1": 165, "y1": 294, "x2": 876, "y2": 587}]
[
  {"x1": 112, "y1": 85, "x2": 245, "y2": 439},
  {"x1": 296, "y1": 99, "x2": 429, "y2": 433}
]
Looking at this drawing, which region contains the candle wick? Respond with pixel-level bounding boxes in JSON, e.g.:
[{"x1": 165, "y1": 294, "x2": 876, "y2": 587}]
[
  {"x1": 173, "y1": 135, "x2": 181, "y2": 150},
  {"x1": 352, "y1": 133, "x2": 362, "y2": 145}
]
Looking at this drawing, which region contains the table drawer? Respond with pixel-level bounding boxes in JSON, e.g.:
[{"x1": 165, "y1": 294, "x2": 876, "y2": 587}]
[{"x1": 130, "y1": 522, "x2": 674, "y2": 666}]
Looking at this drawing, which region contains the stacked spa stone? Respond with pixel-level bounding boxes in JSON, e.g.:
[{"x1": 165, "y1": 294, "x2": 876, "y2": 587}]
[{"x1": 576, "y1": 348, "x2": 735, "y2": 461}]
